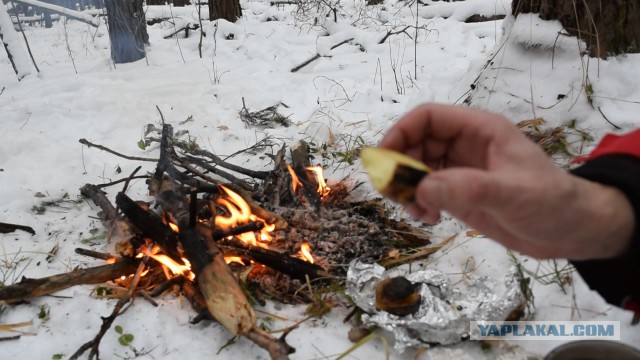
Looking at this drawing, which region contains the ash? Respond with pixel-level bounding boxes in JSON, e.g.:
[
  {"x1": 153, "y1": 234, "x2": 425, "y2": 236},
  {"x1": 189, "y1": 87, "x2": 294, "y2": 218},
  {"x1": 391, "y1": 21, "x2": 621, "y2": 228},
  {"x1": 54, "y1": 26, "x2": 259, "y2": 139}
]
[{"x1": 266, "y1": 182, "x2": 431, "y2": 277}]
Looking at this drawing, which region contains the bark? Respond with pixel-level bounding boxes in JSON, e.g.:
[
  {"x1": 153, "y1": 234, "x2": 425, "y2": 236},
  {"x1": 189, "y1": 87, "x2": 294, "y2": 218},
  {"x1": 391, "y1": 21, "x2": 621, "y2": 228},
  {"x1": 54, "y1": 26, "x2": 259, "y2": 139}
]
[
  {"x1": 0, "y1": 259, "x2": 139, "y2": 303},
  {"x1": 105, "y1": 0, "x2": 148, "y2": 63},
  {"x1": 512, "y1": 0, "x2": 640, "y2": 58},
  {"x1": 209, "y1": 0, "x2": 241, "y2": 22}
]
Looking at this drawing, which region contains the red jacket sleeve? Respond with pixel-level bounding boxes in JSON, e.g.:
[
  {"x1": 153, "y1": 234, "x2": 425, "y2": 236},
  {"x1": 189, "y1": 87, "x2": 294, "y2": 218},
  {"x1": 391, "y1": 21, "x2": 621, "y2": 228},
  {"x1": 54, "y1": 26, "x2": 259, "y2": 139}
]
[{"x1": 573, "y1": 129, "x2": 640, "y2": 163}]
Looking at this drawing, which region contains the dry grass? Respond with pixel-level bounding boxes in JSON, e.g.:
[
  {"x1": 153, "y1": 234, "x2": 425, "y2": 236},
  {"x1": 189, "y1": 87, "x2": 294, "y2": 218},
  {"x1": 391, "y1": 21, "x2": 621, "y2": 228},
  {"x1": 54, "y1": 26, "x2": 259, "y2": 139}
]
[{"x1": 516, "y1": 117, "x2": 593, "y2": 161}]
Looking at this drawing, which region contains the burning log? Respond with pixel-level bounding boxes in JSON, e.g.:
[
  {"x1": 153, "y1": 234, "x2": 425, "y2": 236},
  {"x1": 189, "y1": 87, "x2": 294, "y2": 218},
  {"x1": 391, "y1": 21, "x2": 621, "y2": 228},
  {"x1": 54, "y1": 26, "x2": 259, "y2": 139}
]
[
  {"x1": 290, "y1": 141, "x2": 322, "y2": 210},
  {"x1": 115, "y1": 192, "x2": 183, "y2": 264},
  {"x1": 0, "y1": 259, "x2": 139, "y2": 303},
  {"x1": 179, "y1": 226, "x2": 257, "y2": 334},
  {"x1": 221, "y1": 240, "x2": 330, "y2": 281}
]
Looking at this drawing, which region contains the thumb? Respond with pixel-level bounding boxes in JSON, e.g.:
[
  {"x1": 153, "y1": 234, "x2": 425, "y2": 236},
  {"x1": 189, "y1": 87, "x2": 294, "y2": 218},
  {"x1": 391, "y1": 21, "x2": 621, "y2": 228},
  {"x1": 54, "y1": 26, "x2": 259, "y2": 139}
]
[{"x1": 415, "y1": 168, "x2": 502, "y2": 214}]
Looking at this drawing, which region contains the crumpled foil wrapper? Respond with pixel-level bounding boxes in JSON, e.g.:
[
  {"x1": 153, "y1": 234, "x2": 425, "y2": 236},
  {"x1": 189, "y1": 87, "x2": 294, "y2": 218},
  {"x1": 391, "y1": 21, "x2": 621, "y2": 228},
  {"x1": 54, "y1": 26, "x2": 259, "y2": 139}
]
[{"x1": 346, "y1": 237, "x2": 526, "y2": 352}]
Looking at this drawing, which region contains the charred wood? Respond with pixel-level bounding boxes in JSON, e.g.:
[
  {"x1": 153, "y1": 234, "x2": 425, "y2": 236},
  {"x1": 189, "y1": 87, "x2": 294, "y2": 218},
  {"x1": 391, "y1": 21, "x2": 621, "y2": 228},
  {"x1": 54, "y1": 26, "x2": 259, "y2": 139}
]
[
  {"x1": 221, "y1": 241, "x2": 330, "y2": 281},
  {"x1": 290, "y1": 141, "x2": 321, "y2": 210},
  {"x1": 115, "y1": 192, "x2": 183, "y2": 264},
  {"x1": 80, "y1": 183, "x2": 118, "y2": 226},
  {"x1": 0, "y1": 222, "x2": 35, "y2": 235},
  {"x1": 75, "y1": 248, "x2": 118, "y2": 262}
]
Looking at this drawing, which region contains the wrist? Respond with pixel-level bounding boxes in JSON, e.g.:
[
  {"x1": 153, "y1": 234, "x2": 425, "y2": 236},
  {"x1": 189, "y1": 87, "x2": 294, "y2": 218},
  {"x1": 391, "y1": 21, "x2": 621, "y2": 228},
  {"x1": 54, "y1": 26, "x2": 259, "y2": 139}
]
[{"x1": 568, "y1": 175, "x2": 635, "y2": 260}]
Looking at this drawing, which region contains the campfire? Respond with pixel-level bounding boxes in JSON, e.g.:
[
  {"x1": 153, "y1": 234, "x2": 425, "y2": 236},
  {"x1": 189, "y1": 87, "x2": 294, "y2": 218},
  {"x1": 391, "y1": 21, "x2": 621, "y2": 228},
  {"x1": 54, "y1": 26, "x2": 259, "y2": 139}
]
[{"x1": 0, "y1": 123, "x2": 431, "y2": 360}]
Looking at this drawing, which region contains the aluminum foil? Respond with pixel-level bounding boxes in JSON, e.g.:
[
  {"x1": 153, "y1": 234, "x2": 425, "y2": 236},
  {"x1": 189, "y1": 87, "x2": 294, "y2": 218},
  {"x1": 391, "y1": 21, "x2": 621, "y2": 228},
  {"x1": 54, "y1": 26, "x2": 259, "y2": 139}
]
[{"x1": 346, "y1": 236, "x2": 526, "y2": 352}]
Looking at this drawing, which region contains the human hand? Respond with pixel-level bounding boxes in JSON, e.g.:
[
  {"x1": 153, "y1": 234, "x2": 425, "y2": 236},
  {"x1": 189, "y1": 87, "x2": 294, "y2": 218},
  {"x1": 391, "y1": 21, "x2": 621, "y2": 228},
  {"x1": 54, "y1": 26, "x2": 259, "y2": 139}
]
[{"x1": 380, "y1": 104, "x2": 634, "y2": 260}]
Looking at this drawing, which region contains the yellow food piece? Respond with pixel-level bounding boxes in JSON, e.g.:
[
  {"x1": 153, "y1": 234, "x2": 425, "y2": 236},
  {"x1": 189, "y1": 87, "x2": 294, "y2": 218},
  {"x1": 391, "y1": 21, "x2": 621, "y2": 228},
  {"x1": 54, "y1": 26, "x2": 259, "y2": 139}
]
[{"x1": 360, "y1": 147, "x2": 431, "y2": 203}]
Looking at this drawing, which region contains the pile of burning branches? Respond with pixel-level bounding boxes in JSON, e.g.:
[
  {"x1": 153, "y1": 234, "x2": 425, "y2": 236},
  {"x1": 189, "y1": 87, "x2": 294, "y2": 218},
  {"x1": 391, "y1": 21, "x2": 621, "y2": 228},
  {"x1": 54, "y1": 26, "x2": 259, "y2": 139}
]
[{"x1": 0, "y1": 122, "x2": 431, "y2": 359}]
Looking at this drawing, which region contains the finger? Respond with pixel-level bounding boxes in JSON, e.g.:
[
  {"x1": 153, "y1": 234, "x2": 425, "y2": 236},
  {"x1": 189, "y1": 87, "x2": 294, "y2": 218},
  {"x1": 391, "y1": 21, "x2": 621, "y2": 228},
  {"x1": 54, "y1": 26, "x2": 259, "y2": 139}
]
[
  {"x1": 380, "y1": 103, "x2": 507, "y2": 152},
  {"x1": 415, "y1": 168, "x2": 506, "y2": 213}
]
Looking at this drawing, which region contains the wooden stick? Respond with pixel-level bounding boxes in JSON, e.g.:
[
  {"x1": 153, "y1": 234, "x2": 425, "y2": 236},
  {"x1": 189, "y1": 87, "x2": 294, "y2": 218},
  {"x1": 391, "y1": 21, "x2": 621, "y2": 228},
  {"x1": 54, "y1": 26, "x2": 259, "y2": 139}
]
[
  {"x1": 0, "y1": 222, "x2": 35, "y2": 235},
  {"x1": 75, "y1": 248, "x2": 118, "y2": 262},
  {"x1": 80, "y1": 183, "x2": 118, "y2": 226},
  {"x1": 0, "y1": 259, "x2": 139, "y2": 303},
  {"x1": 291, "y1": 38, "x2": 353, "y2": 73},
  {"x1": 79, "y1": 138, "x2": 158, "y2": 162}
]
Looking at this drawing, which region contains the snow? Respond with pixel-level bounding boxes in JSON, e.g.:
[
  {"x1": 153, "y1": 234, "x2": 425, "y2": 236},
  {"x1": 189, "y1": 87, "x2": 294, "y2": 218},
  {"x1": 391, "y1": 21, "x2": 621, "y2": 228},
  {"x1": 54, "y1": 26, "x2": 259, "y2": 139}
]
[
  {"x1": 0, "y1": 1, "x2": 32, "y2": 79},
  {"x1": 0, "y1": 0, "x2": 639, "y2": 359},
  {"x1": 12, "y1": 0, "x2": 100, "y2": 27}
]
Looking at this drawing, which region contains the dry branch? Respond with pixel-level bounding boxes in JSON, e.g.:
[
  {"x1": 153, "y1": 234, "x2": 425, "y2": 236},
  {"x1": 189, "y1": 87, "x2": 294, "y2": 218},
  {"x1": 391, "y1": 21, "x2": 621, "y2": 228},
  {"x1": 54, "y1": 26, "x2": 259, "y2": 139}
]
[
  {"x1": 291, "y1": 38, "x2": 353, "y2": 73},
  {"x1": 180, "y1": 147, "x2": 270, "y2": 180},
  {"x1": 79, "y1": 138, "x2": 158, "y2": 162},
  {"x1": 0, "y1": 259, "x2": 139, "y2": 303}
]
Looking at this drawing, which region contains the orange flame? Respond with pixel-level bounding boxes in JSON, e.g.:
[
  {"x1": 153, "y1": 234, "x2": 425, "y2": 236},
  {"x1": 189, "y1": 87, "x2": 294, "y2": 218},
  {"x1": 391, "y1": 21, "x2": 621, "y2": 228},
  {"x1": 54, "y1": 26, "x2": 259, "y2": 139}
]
[
  {"x1": 215, "y1": 185, "x2": 274, "y2": 246},
  {"x1": 299, "y1": 242, "x2": 314, "y2": 264},
  {"x1": 307, "y1": 166, "x2": 330, "y2": 197},
  {"x1": 224, "y1": 256, "x2": 245, "y2": 265},
  {"x1": 287, "y1": 164, "x2": 303, "y2": 192},
  {"x1": 148, "y1": 253, "x2": 196, "y2": 281}
]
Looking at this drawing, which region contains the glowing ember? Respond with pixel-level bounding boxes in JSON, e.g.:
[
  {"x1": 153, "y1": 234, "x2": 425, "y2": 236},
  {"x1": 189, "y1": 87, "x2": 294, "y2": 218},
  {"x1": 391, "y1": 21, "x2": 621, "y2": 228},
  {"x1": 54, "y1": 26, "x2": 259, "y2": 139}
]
[
  {"x1": 306, "y1": 166, "x2": 330, "y2": 197},
  {"x1": 224, "y1": 256, "x2": 245, "y2": 265},
  {"x1": 215, "y1": 185, "x2": 274, "y2": 246},
  {"x1": 168, "y1": 222, "x2": 179, "y2": 233},
  {"x1": 286, "y1": 164, "x2": 303, "y2": 192},
  {"x1": 299, "y1": 242, "x2": 314, "y2": 264},
  {"x1": 148, "y1": 253, "x2": 196, "y2": 281}
]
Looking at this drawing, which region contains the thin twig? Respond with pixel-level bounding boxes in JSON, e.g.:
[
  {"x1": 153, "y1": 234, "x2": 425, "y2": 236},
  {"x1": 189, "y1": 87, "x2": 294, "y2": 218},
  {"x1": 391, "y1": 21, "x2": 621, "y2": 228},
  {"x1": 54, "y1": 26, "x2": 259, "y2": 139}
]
[
  {"x1": 597, "y1": 106, "x2": 622, "y2": 130},
  {"x1": 79, "y1": 138, "x2": 158, "y2": 162},
  {"x1": 94, "y1": 175, "x2": 150, "y2": 189},
  {"x1": 122, "y1": 166, "x2": 142, "y2": 193},
  {"x1": 69, "y1": 260, "x2": 147, "y2": 360}
]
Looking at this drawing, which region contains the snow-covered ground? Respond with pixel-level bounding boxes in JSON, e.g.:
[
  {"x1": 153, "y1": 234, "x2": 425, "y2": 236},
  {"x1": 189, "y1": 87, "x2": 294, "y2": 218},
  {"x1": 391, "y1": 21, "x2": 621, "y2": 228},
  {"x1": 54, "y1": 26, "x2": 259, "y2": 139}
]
[{"x1": 1, "y1": 0, "x2": 638, "y2": 358}]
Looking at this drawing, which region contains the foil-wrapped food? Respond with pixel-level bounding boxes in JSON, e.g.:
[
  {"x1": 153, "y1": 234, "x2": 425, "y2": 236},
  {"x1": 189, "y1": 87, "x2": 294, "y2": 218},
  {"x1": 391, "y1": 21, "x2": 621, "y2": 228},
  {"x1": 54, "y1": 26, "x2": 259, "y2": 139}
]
[{"x1": 346, "y1": 234, "x2": 526, "y2": 352}]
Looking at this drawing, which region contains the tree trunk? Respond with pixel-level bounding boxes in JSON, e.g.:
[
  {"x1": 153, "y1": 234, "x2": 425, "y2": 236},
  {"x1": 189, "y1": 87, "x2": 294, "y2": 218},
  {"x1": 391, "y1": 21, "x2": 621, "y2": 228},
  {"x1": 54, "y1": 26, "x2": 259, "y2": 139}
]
[
  {"x1": 105, "y1": 0, "x2": 148, "y2": 63},
  {"x1": 209, "y1": 0, "x2": 241, "y2": 22},
  {"x1": 512, "y1": 0, "x2": 640, "y2": 58}
]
